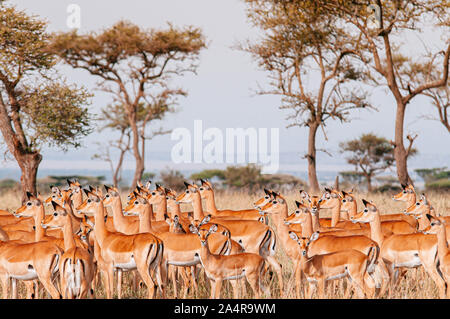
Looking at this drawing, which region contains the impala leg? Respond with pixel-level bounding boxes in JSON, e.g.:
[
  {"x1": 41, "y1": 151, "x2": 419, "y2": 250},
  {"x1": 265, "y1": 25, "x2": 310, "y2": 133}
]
[
  {"x1": 116, "y1": 269, "x2": 123, "y2": 299},
  {"x1": 317, "y1": 279, "x2": 326, "y2": 299},
  {"x1": 214, "y1": 279, "x2": 223, "y2": 299},
  {"x1": 265, "y1": 256, "x2": 283, "y2": 296},
  {"x1": 246, "y1": 273, "x2": 261, "y2": 298},
  {"x1": 0, "y1": 275, "x2": 9, "y2": 299},
  {"x1": 37, "y1": 272, "x2": 61, "y2": 299},
  {"x1": 11, "y1": 278, "x2": 17, "y2": 299},
  {"x1": 422, "y1": 262, "x2": 446, "y2": 299},
  {"x1": 24, "y1": 281, "x2": 35, "y2": 299}
]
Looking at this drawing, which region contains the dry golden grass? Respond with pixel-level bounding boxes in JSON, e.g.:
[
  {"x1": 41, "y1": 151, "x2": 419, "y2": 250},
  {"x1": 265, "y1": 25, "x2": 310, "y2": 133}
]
[{"x1": 0, "y1": 188, "x2": 448, "y2": 299}]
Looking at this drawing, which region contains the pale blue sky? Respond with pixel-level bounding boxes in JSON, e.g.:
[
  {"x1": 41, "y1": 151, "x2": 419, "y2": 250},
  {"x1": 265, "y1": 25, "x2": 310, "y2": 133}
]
[{"x1": 2, "y1": 0, "x2": 449, "y2": 176}]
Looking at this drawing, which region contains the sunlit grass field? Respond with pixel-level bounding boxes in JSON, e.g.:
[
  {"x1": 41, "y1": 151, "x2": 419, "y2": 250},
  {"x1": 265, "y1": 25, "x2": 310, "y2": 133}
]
[{"x1": 0, "y1": 188, "x2": 448, "y2": 299}]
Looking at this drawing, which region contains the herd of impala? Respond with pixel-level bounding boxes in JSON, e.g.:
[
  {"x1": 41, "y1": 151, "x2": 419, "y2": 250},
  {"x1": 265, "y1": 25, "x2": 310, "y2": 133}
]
[{"x1": 0, "y1": 179, "x2": 447, "y2": 299}]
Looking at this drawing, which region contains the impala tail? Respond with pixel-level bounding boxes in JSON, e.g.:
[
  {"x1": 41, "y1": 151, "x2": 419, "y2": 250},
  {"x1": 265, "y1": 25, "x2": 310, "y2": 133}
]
[{"x1": 259, "y1": 228, "x2": 276, "y2": 258}]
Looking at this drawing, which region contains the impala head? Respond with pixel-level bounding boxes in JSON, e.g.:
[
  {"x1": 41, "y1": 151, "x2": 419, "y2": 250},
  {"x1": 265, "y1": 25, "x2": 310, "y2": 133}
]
[
  {"x1": 165, "y1": 214, "x2": 186, "y2": 234},
  {"x1": 67, "y1": 179, "x2": 81, "y2": 193},
  {"x1": 319, "y1": 188, "x2": 341, "y2": 209},
  {"x1": 15, "y1": 192, "x2": 43, "y2": 218},
  {"x1": 253, "y1": 188, "x2": 273, "y2": 209},
  {"x1": 76, "y1": 191, "x2": 102, "y2": 216},
  {"x1": 175, "y1": 182, "x2": 200, "y2": 204},
  {"x1": 259, "y1": 191, "x2": 286, "y2": 215},
  {"x1": 78, "y1": 216, "x2": 94, "y2": 242},
  {"x1": 289, "y1": 231, "x2": 320, "y2": 256},
  {"x1": 42, "y1": 201, "x2": 68, "y2": 229},
  {"x1": 190, "y1": 223, "x2": 218, "y2": 246},
  {"x1": 284, "y1": 201, "x2": 309, "y2": 225},
  {"x1": 422, "y1": 214, "x2": 445, "y2": 235},
  {"x1": 102, "y1": 185, "x2": 121, "y2": 207},
  {"x1": 198, "y1": 179, "x2": 214, "y2": 199},
  {"x1": 340, "y1": 191, "x2": 356, "y2": 213},
  {"x1": 300, "y1": 190, "x2": 320, "y2": 215},
  {"x1": 350, "y1": 199, "x2": 378, "y2": 224},
  {"x1": 392, "y1": 184, "x2": 415, "y2": 202},
  {"x1": 123, "y1": 193, "x2": 148, "y2": 216},
  {"x1": 127, "y1": 183, "x2": 150, "y2": 204},
  {"x1": 147, "y1": 183, "x2": 166, "y2": 205},
  {"x1": 404, "y1": 193, "x2": 433, "y2": 218}
]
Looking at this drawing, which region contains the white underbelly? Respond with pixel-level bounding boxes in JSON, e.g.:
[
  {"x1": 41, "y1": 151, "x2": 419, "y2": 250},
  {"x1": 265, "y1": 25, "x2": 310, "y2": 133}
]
[
  {"x1": 11, "y1": 269, "x2": 38, "y2": 281},
  {"x1": 394, "y1": 251, "x2": 422, "y2": 268},
  {"x1": 169, "y1": 256, "x2": 200, "y2": 267},
  {"x1": 114, "y1": 257, "x2": 137, "y2": 270}
]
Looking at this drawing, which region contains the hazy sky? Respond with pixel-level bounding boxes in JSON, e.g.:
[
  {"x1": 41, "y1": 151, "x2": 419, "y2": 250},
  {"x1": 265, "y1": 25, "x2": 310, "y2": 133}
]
[{"x1": 3, "y1": 0, "x2": 450, "y2": 173}]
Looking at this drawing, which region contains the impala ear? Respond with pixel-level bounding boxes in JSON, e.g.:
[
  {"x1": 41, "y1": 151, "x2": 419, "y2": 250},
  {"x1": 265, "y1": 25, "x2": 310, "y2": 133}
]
[
  {"x1": 200, "y1": 179, "x2": 207, "y2": 185},
  {"x1": 288, "y1": 231, "x2": 299, "y2": 242},
  {"x1": 189, "y1": 224, "x2": 199, "y2": 234},
  {"x1": 295, "y1": 200, "x2": 302, "y2": 208},
  {"x1": 184, "y1": 181, "x2": 191, "y2": 188},
  {"x1": 104, "y1": 185, "x2": 111, "y2": 193},
  {"x1": 426, "y1": 214, "x2": 434, "y2": 222},
  {"x1": 341, "y1": 191, "x2": 348, "y2": 197},
  {"x1": 264, "y1": 188, "x2": 270, "y2": 196},
  {"x1": 401, "y1": 183, "x2": 407, "y2": 190},
  {"x1": 324, "y1": 187, "x2": 332, "y2": 193},
  {"x1": 362, "y1": 199, "x2": 370, "y2": 207},
  {"x1": 310, "y1": 231, "x2": 320, "y2": 242},
  {"x1": 209, "y1": 224, "x2": 218, "y2": 234}
]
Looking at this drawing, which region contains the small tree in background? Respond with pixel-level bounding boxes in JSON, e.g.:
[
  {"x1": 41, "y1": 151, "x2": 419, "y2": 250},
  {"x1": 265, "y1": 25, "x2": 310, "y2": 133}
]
[
  {"x1": 339, "y1": 133, "x2": 402, "y2": 192},
  {"x1": 0, "y1": 3, "x2": 92, "y2": 200}
]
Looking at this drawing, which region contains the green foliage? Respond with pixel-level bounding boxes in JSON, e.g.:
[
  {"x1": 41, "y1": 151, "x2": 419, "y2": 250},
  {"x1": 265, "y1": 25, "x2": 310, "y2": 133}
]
[
  {"x1": 20, "y1": 81, "x2": 92, "y2": 151},
  {"x1": 339, "y1": 133, "x2": 395, "y2": 176},
  {"x1": 426, "y1": 179, "x2": 450, "y2": 191},
  {"x1": 339, "y1": 171, "x2": 365, "y2": 185},
  {"x1": 0, "y1": 178, "x2": 19, "y2": 191},
  {"x1": 141, "y1": 172, "x2": 156, "y2": 183},
  {"x1": 156, "y1": 169, "x2": 186, "y2": 191},
  {"x1": 190, "y1": 169, "x2": 226, "y2": 181},
  {"x1": 415, "y1": 167, "x2": 450, "y2": 191},
  {"x1": 415, "y1": 167, "x2": 449, "y2": 183}
]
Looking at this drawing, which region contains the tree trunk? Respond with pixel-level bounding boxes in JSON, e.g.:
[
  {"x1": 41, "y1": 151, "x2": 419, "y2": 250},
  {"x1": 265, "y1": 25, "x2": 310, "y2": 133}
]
[
  {"x1": 366, "y1": 174, "x2": 372, "y2": 193},
  {"x1": 127, "y1": 109, "x2": 144, "y2": 190},
  {"x1": 18, "y1": 152, "x2": 42, "y2": 203},
  {"x1": 307, "y1": 122, "x2": 320, "y2": 194},
  {"x1": 394, "y1": 102, "x2": 413, "y2": 186}
]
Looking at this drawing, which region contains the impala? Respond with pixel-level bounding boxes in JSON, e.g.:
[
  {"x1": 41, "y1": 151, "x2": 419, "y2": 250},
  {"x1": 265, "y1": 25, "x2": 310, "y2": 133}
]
[
  {"x1": 176, "y1": 182, "x2": 284, "y2": 294},
  {"x1": 42, "y1": 201, "x2": 95, "y2": 299},
  {"x1": 76, "y1": 192, "x2": 165, "y2": 299},
  {"x1": 422, "y1": 215, "x2": 450, "y2": 298},
  {"x1": 289, "y1": 231, "x2": 376, "y2": 299},
  {"x1": 190, "y1": 223, "x2": 268, "y2": 299},
  {"x1": 350, "y1": 199, "x2": 446, "y2": 298}
]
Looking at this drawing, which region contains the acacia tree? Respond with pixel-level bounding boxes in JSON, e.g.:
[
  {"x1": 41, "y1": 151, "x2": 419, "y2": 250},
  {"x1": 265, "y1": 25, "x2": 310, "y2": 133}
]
[
  {"x1": 242, "y1": 0, "x2": 372, "y2": 192},
  {"x1": 0, "y1": 3, "x2": 91, "y2": 200},
  {"x1": 303, "y1": 0, "x2": 449, "y2": 185},
  {"x1": 339, "y1": 133, "x2": 399, "y2": 191},
  {"x1": 50, "y1": 21, "x2": 206, "y2": 189}
]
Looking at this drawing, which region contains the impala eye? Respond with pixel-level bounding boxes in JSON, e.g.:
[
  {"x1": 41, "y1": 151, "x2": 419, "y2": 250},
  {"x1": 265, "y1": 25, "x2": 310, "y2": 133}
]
[
  {"x1": 272, "y1": 200, "x2": 278, "y2": 204},
  {"x1": 87, "y1": 199, "x2": 91, "y2": 203},
  {"x1": 53, "y1": 213, "x2": 57, "y2": 216},
  {"x1": 134, "y1": 201, "x2": 139, "y2": 205},
  {"x1": 199, "y1": 187, "x2": 204, "y2": 191},
  {"x1": 342, "y1": 199, "x2": 346, "y2": 203},
  {"x1": 152, "y1": 192, "x2": 156, "y2": 196},
  {"x1": 186, "y1": 190, "x2": 190, "y2": 194},
  {"x1": 364, "y1": 209, "x2": 368, "y2": 213},
  {"x1": 416, "y1": 202, "x2": 420, "y2": 206},
  {"x1": 105, "y1": 194, "x2": 110, "y2": 198},
  {"x1": 264, "y1": 196, "x2": 269, "y2": 199}
]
